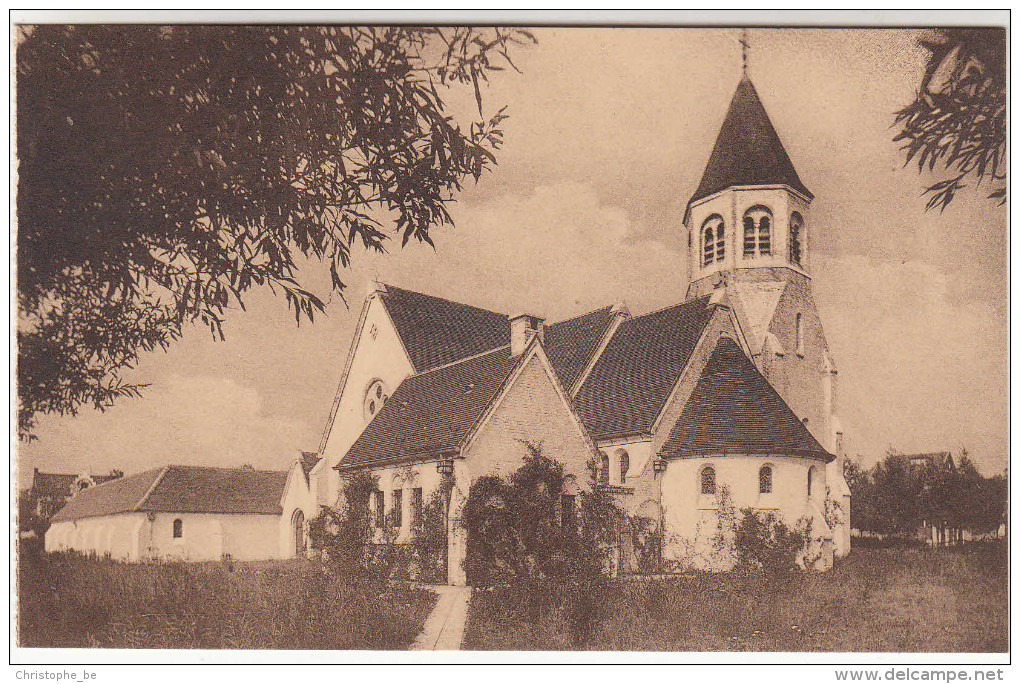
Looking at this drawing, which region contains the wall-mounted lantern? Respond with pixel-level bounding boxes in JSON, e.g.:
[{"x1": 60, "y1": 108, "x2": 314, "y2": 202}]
[{"x1": 436, "y1": 458, "x2": 455, "y2": 476}]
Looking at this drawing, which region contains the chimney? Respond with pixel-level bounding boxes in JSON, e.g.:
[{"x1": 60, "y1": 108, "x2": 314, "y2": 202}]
[{"x1": 510, "y1": 313, "x2": 544, "y2": 357}]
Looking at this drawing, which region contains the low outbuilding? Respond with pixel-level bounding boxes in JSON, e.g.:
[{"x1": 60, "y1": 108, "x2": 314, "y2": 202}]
[{"x1": 46, "y1": 461, "x2": 318, "y2": 562}]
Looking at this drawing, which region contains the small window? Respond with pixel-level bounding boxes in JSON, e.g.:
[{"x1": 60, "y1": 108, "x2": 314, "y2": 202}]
[
  {"x1": 364, "y1": 380, "x2": 388, "y2": 420},
  {"x1": 796, "y1": 313, "x2": 804, "y2": 356},
  {"x1": 391, "y1": 489, "x2": 403, "y2": 528},
  {"x1": 619, "y1": 450, "x2": 630, "y2": 485},
  {"x1": 759, "y1": 465, "x2": 773, "y2": 494},
  {"x1": 172, "y1": 518, "x2": 183, "y2": 539},
  {"x1": 599, "y1": 452, "x2": 610, "y2": 485},
  {"x1": 374, "y1": 490, "x2": 385, "y2": 528},
  {"x1": 789, "y1": 212, "x2": 803, "y2": 266},
  {"x1": 561, "y1": 494, "x2": 576, "y2": 530},
  {"x1": 807, "y1": 466, "x2": 818, "y2": 498},
  {"x1": 411, "y1": 487, "x2": 423, "y2": 528},
  {"x1": 700, "y1": 466, "x2": 716, "y2": 495}
]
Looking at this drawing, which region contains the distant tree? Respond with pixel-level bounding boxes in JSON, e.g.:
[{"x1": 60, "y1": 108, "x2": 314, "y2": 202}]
[
  {"x1": 869, "y1": 453, "x2": 925, "y2": 536},
  {"x1": 894, "y1": 28, "x2": 1006, "y2": 211},
  {"x1": 16, "y1": 25, "x2": 534, "y2": 439},
  {"x1": 843, "y1": 457, "x2": 877, "y2": 534}
]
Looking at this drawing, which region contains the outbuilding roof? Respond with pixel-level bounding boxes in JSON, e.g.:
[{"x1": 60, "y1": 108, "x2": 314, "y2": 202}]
[
  {"x1": 687, "y1": 75, "x2": 812, "y2": 215},
  {"x1": 29, "y1": 470, "x2": 76, "y2": 498},
  {"x1": 574, "y1": 295, "x2": 715, "y2": 440},
  {"x1": 340, "y1": 347, "x2": 516, "y2": 470},
  {"x1": 659, "y1": 337, "x2": 832, "y2": 460},
  {"x1": 50, "y1": 466, "x2": 289, "y2": 522}
]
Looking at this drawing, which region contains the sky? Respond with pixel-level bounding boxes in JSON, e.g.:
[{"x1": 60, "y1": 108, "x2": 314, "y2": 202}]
[{"x1": 18, "y1": 26, "x2": 1008, "y2": 484}]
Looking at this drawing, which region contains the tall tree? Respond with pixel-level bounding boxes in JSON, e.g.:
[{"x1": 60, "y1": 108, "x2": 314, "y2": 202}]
[
  {"x1": 16, "y1": 25, "x2": 533, "y2": 439},
  {"x1": 894, "y1": 27, "x2": 1006, "y2": 211}
]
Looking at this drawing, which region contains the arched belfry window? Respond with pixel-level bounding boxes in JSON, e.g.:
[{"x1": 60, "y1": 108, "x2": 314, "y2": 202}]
[
  {"x1": 599, "y1": 451, "x2": 610, "y2": 485},
  {"x1": 789, "y1": 212, "x2": 804, "y2": 266},
  {"x1": 742, "y1": 206, "x2": 772, "y2": 258},
  {"x1": 701, "y1": 215, "x2": 725, "y2": 266},
  {"x1": 700, "y1": 466, "x2": 716, "y2": 495},
  {"x1": 172, "y1": 519, "x2": 183, "y2": 539},
  {"x1": 618, "y1": 450, "x2": 630, "y2": 485}
]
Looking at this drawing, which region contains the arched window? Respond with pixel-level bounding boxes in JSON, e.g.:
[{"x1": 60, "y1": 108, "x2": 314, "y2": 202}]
[
  {"x1": 172, "y1": 519, "x2": 183, "y2": 539},
  {"x1": 701, "y1": 215, "x2": 725, "y2": 266},
  {"x1": 789, "y1": 212, "x2": 803, "y2": 266},
  {"x1": 619, "y1": 450, "x2": 630, "y2": 485},
  {"x1": 796, "y1": 313, "x2": 804, "y2": 356},
  {"x1": 599, "y1": 452, "x2": 610, "y2": 485},
  {"x1": 364, "y1": 379, "x2": 389, "y2": 420},
  {"x1": 807, "y1": 466, "x2": 818, "y2": 498},
  {"x1": 759, "y1": 465, "x2": 773, "y2": 494},
  {"x1": 742, "y1": 206, "x2": 773, "y2": 258},
  {"x1": 700, "y1": 466, "x2": 716, "y2": 495}
]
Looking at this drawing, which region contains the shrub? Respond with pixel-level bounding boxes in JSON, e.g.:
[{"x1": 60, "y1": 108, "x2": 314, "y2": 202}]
[
  {"x1": 410, "y1": 477, "x2": 452, "y2": 583},
  {"x1": 309, "y1": 471, "x2": 377, "y2": 578},
  {"x1": 461, "y1": 444, "x2": 624, "y2": 585},
  {"x1": 733, "y1": 508, "x2": 805, "y2": 576}
]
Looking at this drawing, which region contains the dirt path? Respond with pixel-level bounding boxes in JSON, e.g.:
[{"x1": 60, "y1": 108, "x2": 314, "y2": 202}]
[{"x1": 411, "y1": 585, "x2": 472, "y2": 651}]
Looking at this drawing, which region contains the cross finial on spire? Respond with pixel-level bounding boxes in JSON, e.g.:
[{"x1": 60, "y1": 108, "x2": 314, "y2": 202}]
[{"x1": 739, "y1": 29, "x2": 750, "y2": 75}]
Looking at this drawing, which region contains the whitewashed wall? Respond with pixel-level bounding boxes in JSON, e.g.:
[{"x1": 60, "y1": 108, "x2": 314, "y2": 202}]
[{"x1": 660, "y1": 454, "x2": 834, "y2": 571}]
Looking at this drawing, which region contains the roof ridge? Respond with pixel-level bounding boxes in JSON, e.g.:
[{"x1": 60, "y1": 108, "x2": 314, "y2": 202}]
[
  {"x1": 133, "y1": 466, "x2": 170, "y2": 512},
  {"x1": 623, "y1": 294, "x2": 714, "y2": 324},
  {"x1": 407, "y1": 345, "x2": 510, "y2": 378},
  {"x1": 546, "y1": 304, "x2": 614, "y2": 328},
  {"x1": 381, "y1": 282, "x2": 509, "y2": 318}
]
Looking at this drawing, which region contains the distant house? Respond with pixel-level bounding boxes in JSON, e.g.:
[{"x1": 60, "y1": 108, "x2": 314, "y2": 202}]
[
  {"x1": 46, "y1": 458, "x2": 318, "y2": 561},
  {"x1": 27, "y1": 468, "x2": 123, "y2": 520}
]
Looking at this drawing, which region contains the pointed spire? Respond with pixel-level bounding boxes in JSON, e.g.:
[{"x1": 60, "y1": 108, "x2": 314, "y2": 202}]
[{"x1": 686, "y1": 75, "x2": 813, "y2": 216}]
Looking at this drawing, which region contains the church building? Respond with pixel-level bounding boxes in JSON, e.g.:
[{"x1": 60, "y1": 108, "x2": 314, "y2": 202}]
[{"x1": 308, "y1": 72, "x2": 852, "y2": 584}]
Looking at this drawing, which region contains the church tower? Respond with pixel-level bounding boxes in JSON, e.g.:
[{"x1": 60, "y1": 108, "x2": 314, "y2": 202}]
[{"x1": 682, "y1": 73, "x2": 842, "y2": 458}]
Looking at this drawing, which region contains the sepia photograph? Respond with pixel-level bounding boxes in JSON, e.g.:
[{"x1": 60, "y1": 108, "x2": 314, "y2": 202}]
[{"x1": 9, "y1": 10, "x2": 1010, "y2": 671}]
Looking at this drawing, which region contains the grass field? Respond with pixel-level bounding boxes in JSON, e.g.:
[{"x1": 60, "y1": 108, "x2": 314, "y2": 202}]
[
  {"x1": 463, "y1": 540, "x2": 1008, "y2": 652},
  {"x1": 17, "y1": 543, "x2": 435, "y2": 649}
]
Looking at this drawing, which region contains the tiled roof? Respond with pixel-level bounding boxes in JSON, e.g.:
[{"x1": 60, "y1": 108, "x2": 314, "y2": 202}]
[
  {"x1": 141, "y1": 467, "x2": 288, "y2": 515},
  {"x1": 341, "y1": 347, "x2": 516, "y2": 469},
  {"x1": 544, "y1": 305, "x2": 616, "y2": 389},
  {"x1": 687, "y1": 75, "x2": 812, "y2": 213},
  {"x1": 30, "y1": 471, "x2": 76, "y2": 498},
  {"x1": 50, "y1": 467, "x2": 165, "y2": 522},
  {"x1": 379, "y1": 285, "x2": 509, "y2": 372},
  {"x1": 299, "y1": 451, "x2": 321, "y2": 482},
  {"x1": 659, "y1": 337, "x2": 832, "y2": 460},
  {"x1": 574, "y1": 296, "x2": 715, "y2": 440},
  {"x1": 50, "y1": 466, "x2": 288, "y2": 522}
]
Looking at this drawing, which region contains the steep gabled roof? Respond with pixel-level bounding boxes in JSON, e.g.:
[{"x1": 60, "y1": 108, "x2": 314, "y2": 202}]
[
  {"x1": 574, "y1": 296, "x2": 715, "y2": 440},
  {"x1": 687, "y1": 75, "x2": 812, "y2": 214},
  {"x1": 544, "y1": 305, "x2": 616, "y2": 389},
  {"x1": 660, "y1": 337, "x2": 832, "y2": 460},
  {"x1": 340, "y1": 347, "x2": 517, "y2": 469},
  {"x1": 50, "y1": 466, "x2": 289, "y2": 523},
  {"x1": 379, "y1": 285, "x2": 509, "y2": 372},
  {"x1": 299, "y1": 451, "x2": 321, "y2": 483}
]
